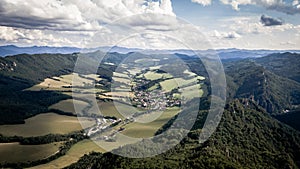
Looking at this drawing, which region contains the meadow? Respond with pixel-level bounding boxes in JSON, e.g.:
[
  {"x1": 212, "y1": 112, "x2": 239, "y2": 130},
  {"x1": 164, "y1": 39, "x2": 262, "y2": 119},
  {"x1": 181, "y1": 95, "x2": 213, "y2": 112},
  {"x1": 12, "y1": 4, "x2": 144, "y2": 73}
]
[
  {"x1": 28, "y1": 140, "x2": 105, "y2": 169},
  {"x1": 121, "y1": 108, "x2": 180, "y2": 138},
  {"x1": 0, "y1": 113, "x2": 94, "y2": 137},
  {"x1": 143, "y1": 71, "x2": 172, "y2": 81},
  {"x1": 49, "y1": 99, "x2": 89, "y2": 115},
  {"x1": 97, "y1": 101, "x2": 138, "y2": 119},
  {"x1": 160, "y1": 76, "x2": 204, "y2": 92},
  {"x1": 24, "y1": 73, "x2": 101, "y2": 92},
  {"x1": 0, "y1": 142, "x2": 62, "y2": 163}
]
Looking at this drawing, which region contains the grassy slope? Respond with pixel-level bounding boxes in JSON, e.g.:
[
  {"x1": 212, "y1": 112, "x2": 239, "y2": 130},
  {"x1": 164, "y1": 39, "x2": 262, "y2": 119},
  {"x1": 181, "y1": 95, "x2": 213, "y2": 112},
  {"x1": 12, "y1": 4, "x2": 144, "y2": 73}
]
[
  {"x1": 0, "y1": 142, "x2": 62, "y2": 163},
  {"x1": 29, "y1": 140, "x2": 105, "y2": 169},
  {"x1": 0, "y1": 113, "x2": 93, "y2": 137}
]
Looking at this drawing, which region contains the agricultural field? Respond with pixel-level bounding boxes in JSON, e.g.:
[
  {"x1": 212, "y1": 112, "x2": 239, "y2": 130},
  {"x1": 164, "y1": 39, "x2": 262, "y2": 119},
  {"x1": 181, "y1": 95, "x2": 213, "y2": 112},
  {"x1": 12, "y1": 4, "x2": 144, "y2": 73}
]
[
  {"x1": 97, "y1": 101, "x2": 137, "y2": 119},
  {"x1": 29, "y1": 140, "x2": 105, "y2": 169},
  {"x1": 160, "y1": 76, "x2": 204, "y2": 92},
  {"x1": 49, "y1": 99, "x2": 89, "y2": 115},
  {"x1": 134, "y1": 58, "x2": 160, "y2": 64},
  {"x1": 0, "y1": 142, "x2": 62, "y2": 163},
  {"x1": 0, "y1": 113, "x2": 94, "y2": 137},
  {"x1": 113, "y1": 72, "x2": 129, "y2": 79},
  {"x1": 25, "y1": 73, "x2": 101, "y2": 93},
  {"x1": 2, "y1": 58, "x2": 206, "y2": 168},
  {"x1": 121, "y1": 108, "x2": 180, "y2": 138},
  {"x1": 143, "y1": 71, "x2": 172, "y2": 81},
  {"x1": 180, "y1": 84, "x2": 204, "y2": 99},
  {"x1": 112, "y1": 76, "x2": 131, "y2": 84}
]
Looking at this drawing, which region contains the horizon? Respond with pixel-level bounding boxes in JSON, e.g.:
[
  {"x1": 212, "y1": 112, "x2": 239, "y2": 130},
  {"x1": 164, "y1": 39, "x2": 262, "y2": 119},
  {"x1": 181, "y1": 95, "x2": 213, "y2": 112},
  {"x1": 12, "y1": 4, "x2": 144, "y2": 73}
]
[{"x1": 2, "y1": 44, "x2": 300, "y2": 51}]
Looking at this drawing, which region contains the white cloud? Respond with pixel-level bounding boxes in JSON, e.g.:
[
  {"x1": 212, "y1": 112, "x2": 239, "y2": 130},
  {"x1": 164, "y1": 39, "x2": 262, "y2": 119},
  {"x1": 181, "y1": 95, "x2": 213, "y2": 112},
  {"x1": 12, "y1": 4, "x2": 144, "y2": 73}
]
[
  {"x1": 0, "y1": 0, "x2": 178, "y2": 48},
  {"x1": 204, "y1": 16, "x2": 300, "y2": 49},
  {"x1": 191, "y1": 0, "x2": 212, "y2": 6},
  {"x1": 0, "y1": 0, "x2": 175, "y2": 31},
  {"x1": 0, "y1": 0, "x2": 299, "y2": 50},
  {"x1": 212, "y1": 30, "x2": 242, "y2": 39},
  {"x1": 192, "y1": 0, "x2": 300, "y2": 14}
]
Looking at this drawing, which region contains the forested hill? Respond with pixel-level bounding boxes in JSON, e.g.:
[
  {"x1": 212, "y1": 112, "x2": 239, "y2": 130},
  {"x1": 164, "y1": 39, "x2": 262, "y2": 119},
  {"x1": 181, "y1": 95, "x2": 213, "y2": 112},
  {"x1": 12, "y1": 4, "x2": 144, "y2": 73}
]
[
  {"x1": 0, "y1": 53, "x2": 77, "y2": 83},
  {"x1": 255, "y1": 52, "x2": 300, "y2": 83},
  {"x1": 225, "y1": 59, "x2": 300, "y2": 115},
  {"x1": 66, "y1": 99, "x2": 300, "y2": 169}
]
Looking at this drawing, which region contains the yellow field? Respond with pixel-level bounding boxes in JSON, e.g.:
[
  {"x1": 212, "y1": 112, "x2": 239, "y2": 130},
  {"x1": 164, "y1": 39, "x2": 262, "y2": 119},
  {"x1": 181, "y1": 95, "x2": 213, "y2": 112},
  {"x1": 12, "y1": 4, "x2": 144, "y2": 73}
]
[
  {"x1": 121, "y1": 108, "x2": 180, "y2": 138},
  {"x1": 49, "y1": 99, "x2": 89, "y2": 115},
  {"x1": 180, "y1": 84, "x2": 204, "y2": 99},
  {"x1": 160, "y1": 77, "x2": 204, "y2": 92},
  {"x1": 0, "y1": 142, "x2": 62, "y2": 163},
  {"x1": 98, "y1": 102, "x2": 137, "y2": 119},
  {"x1": 0, "y1": 113, "x2": 94, "y2": 137},
  {"x1": 112, "y1": 77, "x2": 131, "y2": 84},
  {"x1": 25, "y1": 73, "x2": 101, "y2": 92},
  {"x1": 28, "y1": 139, "x2": 105, "y2": 169},
  {"x1": 113, "y1": 72, "x2": 129, "y2": 78},
  {"x1": 144, "y1": 71, "x2": 172, "y2": 81}
]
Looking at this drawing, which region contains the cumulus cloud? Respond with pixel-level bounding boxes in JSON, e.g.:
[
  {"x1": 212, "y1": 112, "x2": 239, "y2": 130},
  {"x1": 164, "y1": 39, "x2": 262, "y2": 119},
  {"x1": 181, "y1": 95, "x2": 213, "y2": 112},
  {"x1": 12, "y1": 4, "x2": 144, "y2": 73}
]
[
  {"x1": 191, "y1": 0, "x2": 212, "y2": 6},
  {"x1": 0, "y1": 26, "x2": 80, "y2": 46},
  {"x1": 0, "y1": 0, "x2": 98, "y2": 31},
  {"x1": 212, "y1": 30, "x2": 242, "y2": 39},
  {"x1": 192, "y1": 0, "x2": 300, "y2": 14},
  {"x1": 0, "y1": 0, "x2": 179, "y2": 47},
  {"x1": 260, "y1": 15, "x2": 283, "y2": 26},
  {"x1": 0, "y1": 0, "x2": 175, "y2": 31}
]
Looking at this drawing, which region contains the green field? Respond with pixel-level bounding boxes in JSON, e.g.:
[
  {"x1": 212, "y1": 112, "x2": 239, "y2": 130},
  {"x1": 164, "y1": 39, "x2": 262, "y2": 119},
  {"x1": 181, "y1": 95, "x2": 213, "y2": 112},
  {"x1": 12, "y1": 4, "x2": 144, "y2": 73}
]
[
  {"x1": 49, "y1": 99, "x2": 89, "y2": 115},
  {"x1": 144, "y1": 71, "x2": 172, "y2": 81},
  {"x1": 112, "y1": 76, "x2": 131, "y2": 84},
  {"x1": 0, "y1": 113, "x2": 94, "y2": 137},
  {"x1": 121, "y1": 108, "x2": 180, "y2": 138},
  {"x1": 180, "y1": 84, "x2": 204, "y2": 99},
  {"x1": 25, "y1": 73, "x2": 101, "y2": 92},
  {"x1": 29, "y1": 140, "x2": 105, "y2": 169},
  {"x1": 0, "y1": 142, "x2": 62, "y2": 163},
  {"x1": 113, "y1": 72, "x2": 129, "y2": 79},
  {"x1": 98, "y1": 101, "x2": 139, "y2": 119},
  {"x1": 160, "y1": 76, "x2": 204, "y2": 92}
]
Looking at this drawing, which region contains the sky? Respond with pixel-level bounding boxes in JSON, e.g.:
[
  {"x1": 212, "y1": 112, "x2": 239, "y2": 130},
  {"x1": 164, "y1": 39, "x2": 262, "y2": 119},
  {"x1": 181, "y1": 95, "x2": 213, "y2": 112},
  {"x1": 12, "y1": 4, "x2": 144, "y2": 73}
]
[{"x1": 0, "y1": 0, "x2": 299, "y2": 50}]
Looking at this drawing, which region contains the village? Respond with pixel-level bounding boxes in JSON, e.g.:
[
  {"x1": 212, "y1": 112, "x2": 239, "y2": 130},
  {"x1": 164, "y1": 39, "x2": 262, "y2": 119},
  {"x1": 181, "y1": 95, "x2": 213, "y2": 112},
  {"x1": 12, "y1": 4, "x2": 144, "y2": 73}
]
[
  {"x1": 87, "y1": 69, "x2": 183, "y2": 142},
  {"x1": 131, "y1": 73, "x2": 181, "y2": 111}
]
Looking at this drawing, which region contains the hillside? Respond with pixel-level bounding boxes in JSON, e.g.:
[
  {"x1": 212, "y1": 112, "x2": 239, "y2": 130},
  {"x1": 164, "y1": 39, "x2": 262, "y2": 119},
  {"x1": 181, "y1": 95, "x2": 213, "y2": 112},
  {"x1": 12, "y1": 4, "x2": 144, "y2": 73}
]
[
  {"x1": 225, "y1": 60, "x2": 300, "y2": 115},
  {"x1": 255, "y1": 52, "x2": 300, "y2": 83},
  {"x1": 0, "y1": 53, "x2": 80, "y2": 124},
  {"x1": 66, "y1": 99, "x2": 300, "y2": 169}
]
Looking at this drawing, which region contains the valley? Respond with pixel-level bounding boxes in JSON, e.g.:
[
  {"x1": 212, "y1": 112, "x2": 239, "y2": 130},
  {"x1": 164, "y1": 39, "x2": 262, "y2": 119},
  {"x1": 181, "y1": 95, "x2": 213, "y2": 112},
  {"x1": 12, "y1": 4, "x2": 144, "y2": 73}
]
[
  {"x1": 0, "y1": 51, "x2": 299, "y2": 168},
  {"x1": 0, "y1": 54, "x2": 205, "y2": 168}
]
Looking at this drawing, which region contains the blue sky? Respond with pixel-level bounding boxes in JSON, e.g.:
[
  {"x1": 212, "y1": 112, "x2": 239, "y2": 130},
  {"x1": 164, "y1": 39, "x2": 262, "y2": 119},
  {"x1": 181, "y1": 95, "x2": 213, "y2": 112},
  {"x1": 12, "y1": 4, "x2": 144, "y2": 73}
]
[
  {"x1": 172, "y1": 0, "x2": 300, "y2": 25},
  {"x1": 0, "y1": 0, "x2": 299, "y2": 49}
]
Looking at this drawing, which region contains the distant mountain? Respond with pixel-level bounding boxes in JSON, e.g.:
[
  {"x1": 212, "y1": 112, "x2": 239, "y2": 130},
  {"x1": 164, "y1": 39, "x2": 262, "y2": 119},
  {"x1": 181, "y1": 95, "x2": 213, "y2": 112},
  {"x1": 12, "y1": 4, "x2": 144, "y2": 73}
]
[
  {"x1": 255, "y1": 52, "x2": 300, "y2": 83},
  {"x1": 1, "y1": 45, "x2": 299, "y2": 60},
  {"x1": 0, "y1": 45, "x2": 82, "y2": 57}
]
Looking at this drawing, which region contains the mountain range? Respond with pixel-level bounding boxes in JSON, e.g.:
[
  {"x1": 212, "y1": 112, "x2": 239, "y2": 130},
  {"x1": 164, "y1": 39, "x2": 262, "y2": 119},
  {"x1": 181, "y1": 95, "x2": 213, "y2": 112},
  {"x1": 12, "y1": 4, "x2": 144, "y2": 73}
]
[{"x1": 1, "y1": 45, "x2": 300, "y2": 60}]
